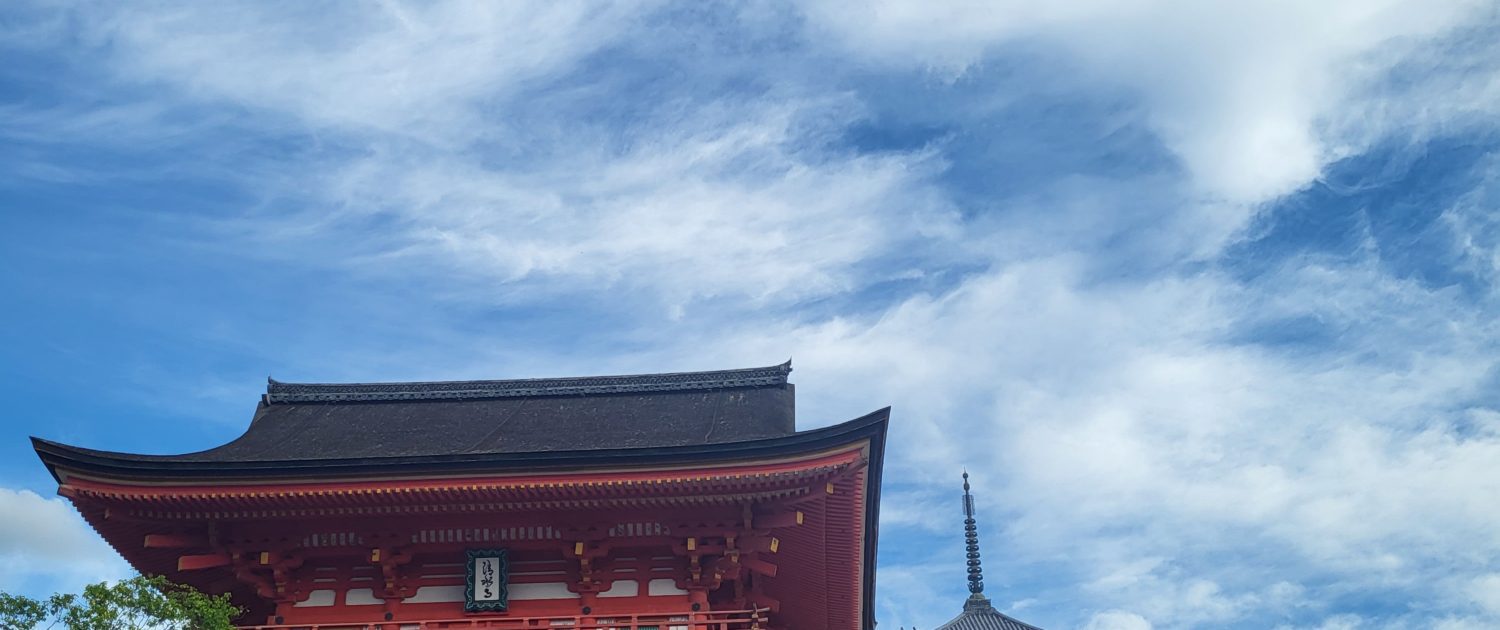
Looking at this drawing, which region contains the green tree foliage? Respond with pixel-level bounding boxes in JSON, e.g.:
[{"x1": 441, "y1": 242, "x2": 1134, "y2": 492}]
[{"x1": 0, "y1": 575, "x2": 240, "y2": 630}]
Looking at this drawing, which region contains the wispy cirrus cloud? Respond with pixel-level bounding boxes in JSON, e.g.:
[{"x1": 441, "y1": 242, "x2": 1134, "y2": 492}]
[
  {"x1": 257, "y1": 98, "x2": 959, "y2": 310},
  {"x1": 14, "y1": 2, "x2": 961, "y2": 311},
  {"x1": 91, "y1": 2, "x2": 657, "y2": 138}
]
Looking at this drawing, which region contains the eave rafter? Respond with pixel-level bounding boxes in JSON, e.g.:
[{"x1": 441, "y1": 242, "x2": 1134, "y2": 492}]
[{"x1": 58, "y1": 450, "x2": 863, "y2": 519}]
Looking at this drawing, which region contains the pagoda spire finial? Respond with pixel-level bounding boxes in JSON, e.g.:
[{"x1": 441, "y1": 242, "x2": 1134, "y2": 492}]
[{"x1": 962, "y1": 470, "x2": 985, "y2": 596}]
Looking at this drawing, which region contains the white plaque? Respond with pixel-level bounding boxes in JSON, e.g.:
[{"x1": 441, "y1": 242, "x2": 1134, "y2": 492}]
[{"x1": 475, "y1": 556, "x2": 501, "y2": 601}]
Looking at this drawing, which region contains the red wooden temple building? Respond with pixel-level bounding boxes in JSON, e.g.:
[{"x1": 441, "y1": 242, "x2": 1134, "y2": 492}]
[{"x1": 32, "y1": 363, "x2": 888, "y2": 630}]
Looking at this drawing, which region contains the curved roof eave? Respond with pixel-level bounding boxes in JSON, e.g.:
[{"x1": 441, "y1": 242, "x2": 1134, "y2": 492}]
[{"x1": 32, "y1": 407, "x2": 889, "y2": 483}]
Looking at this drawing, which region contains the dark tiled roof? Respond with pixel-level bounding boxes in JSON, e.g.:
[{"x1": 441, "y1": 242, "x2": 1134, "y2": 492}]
[
  {"x1": 34, "y1": 363, "x2": 800, "y2": 471},
  {"x1": 934, "y1": 596, "x2": 1044, "y2": 630}
]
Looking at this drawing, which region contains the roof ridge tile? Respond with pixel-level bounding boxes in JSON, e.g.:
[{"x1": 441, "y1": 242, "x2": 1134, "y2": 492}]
[{"x1": 265, "y1": 362, "x2": 791, "y2": 404}]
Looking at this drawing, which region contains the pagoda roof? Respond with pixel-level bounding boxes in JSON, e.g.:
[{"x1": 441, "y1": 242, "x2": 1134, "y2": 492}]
[{"x1": 934, "y1": 596, "x2": 1044, "y2": 630}]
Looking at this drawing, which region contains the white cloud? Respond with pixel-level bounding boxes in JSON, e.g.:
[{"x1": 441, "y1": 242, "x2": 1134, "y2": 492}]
[
  {"x1": 874, "y1": 561, "x2": 955, "y2": 626},
  {"x1": 1086, "y1": 611, "x2": 1155, "y2": 630},
  {"x1": 0, "y1": 487, "x2": 130, "y2": 594},
  {"x1": 1431, "y1": 617, "x2": 1500, "y2": 630},
  {"x1": 1466, "y1": 574, "x2": 1500, "y2": 616},
  {"x1": 803, "y1": 0, "x2": 1490, "y2": 204},
  {"x1": 286, "y1": 99, "x2": 957, "y2": 309},
  {"x1": 1297, "y1": 615, "x2": 1363, "y2": 630},
  {"x1": 49, "y1": 2, "x2": 961, "y2": 311},
  {"x1": 1439, "y1": 154, "x2": 1500, "y2": 291},
  {"x1": 88, "y1": 2, "x2": 654, "y2": 140}
]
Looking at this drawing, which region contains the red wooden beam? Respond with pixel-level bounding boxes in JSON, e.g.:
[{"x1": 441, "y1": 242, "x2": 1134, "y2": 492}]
[
  {"x1": 738, "y1": 536, "x2": 780, "y2": 554},
  {"x1": 741, "y1": 556, "x2": 777, "y2": 577},
  {"x1": 177, "y1": 552, "x2": 231, "y2": 571},
  {"x1": 144, "y1": 533, "x2": 206, "y2": 549},
  {"x1": 754, "y1": 510, "x2": 804, "y2": 529}
]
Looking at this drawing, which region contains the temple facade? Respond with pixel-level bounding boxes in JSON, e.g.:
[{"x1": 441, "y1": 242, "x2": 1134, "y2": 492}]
[{"x1": 32, "y1": 363, "x2": 888, "y2": 630}]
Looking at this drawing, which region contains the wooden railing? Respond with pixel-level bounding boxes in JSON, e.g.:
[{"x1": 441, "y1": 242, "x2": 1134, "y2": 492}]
[{"x1": 241, "y1": 608, "x2": 766, "y2": 630}]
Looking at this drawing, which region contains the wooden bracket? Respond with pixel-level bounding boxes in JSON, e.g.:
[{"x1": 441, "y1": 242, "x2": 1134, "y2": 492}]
[{"x1": 371, "y1": 547, "x2": 414, "y2": 600}]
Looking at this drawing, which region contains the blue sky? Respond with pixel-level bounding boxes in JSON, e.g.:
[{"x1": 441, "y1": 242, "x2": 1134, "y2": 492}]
[{"x1": 3, "y1": 2, "x2": 1500, "y2": 629}]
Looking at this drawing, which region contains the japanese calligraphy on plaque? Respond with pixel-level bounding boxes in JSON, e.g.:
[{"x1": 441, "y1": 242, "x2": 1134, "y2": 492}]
[{"x1": 464, "y1": 549, "x2": 510, "y2": 612}]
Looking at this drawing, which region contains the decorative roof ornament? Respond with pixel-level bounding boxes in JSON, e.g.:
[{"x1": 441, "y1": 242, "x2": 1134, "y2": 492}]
[
  {"x1": 933, "y1": 471, "x2": 1045, "y2": 630},
  {"x1": 964, "y1": 470, "x2": 984, "y2": 596}
]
